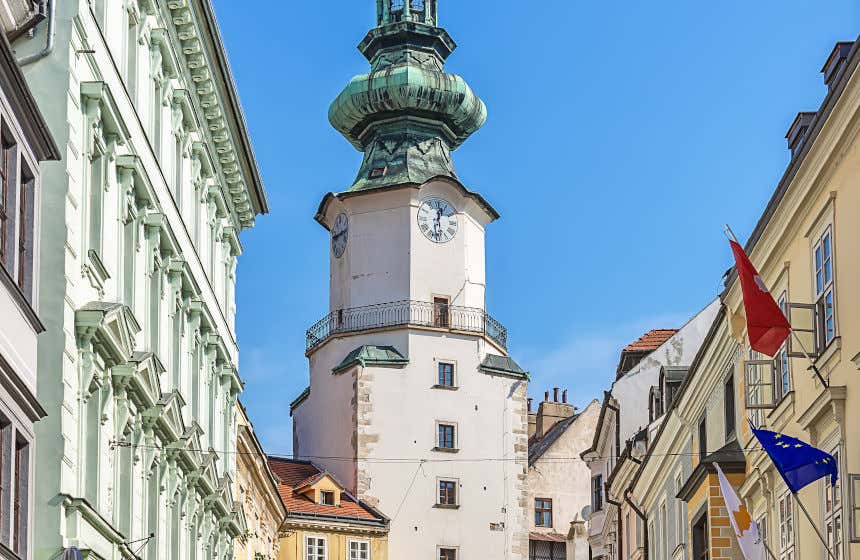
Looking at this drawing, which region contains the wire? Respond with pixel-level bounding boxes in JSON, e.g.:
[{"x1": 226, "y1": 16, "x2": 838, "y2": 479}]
[
  {"x1": 110, "y1": 439, "x2": 766, "y2": 464},
  {"x1": 392, "y1": 461, "x2": 426, "y2": 521}
]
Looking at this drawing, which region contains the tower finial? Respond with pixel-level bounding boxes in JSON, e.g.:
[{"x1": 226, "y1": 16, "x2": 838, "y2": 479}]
[{"x1": 377, "y1": 0, "x2": 437, "y2": 27}]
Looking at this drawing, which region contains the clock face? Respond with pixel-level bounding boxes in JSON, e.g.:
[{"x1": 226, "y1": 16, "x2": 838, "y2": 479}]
[
  {"x1": 331, "y1": 213, "x2": 349, "y2": 258},
  {"x1": 418, "y1": 198, "x2": 458, "y2": 243}
]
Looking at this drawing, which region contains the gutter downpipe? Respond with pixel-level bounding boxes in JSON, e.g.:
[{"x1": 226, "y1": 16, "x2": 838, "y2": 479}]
[
  {"x1": 625, "y1": 490, "x2": 648, "y2": 560},
  {"x1": 605, "y1": 485, "x2": 623, "y2": 560},
  {"x1": 18, "y1": 0, "x2": 55, "y2": 66}
]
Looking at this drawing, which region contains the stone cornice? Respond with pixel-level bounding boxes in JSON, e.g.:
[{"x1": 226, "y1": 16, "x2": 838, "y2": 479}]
[{"x1": 161, "y1": 0, "x2": 268, "y2": 228}]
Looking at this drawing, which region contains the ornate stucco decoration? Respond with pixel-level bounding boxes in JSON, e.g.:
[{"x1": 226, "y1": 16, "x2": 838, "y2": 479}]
[
  {"x1": 161, "y1": 0, "x2": 268, "y2": 228},
  {"x1": 329, "y1": 0, "x2": 486, "y2": 191}
]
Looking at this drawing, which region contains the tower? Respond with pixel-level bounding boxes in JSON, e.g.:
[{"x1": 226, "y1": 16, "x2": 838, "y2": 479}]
[{"x1": 292, "y1": 2, "x2": 529, "y2": 558}]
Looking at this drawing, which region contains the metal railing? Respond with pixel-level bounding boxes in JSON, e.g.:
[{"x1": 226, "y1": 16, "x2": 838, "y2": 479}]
[{"x1": 306, "y1": 300, "x2": 507, "y2": 352}]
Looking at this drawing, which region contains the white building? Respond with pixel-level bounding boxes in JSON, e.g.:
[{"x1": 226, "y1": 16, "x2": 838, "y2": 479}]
[
  {"x1": 291, "y1": 2, "x2": 530, "y2": 559},
  {"x1": 14, "y1": 0, "x2": 267, "y2": 558},
  {"x1": 0, "y1": 3, "x2": 59, "y2": 559}
]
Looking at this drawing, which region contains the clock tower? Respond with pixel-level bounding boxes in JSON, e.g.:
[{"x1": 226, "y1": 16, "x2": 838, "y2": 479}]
[{"x1": 292, "y1": 2, "x2": 530, "y2": 558}]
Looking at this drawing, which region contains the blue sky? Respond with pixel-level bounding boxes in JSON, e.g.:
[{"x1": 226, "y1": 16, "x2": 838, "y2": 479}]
[{"x1": 211, "y1": 0, "x2": 860, "y2": 454}]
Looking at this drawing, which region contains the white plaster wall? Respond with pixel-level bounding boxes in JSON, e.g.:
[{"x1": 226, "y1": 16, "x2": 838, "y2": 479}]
[
  {"x1": 528, "y1": 400, "x2": 601, "y2": 536},
  {"x1": 612, "y1": 299, "x2": 720, "y2": 443}
]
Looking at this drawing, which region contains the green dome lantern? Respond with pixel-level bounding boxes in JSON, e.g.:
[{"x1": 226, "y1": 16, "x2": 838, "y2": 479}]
[{"x1": 329, "y1": 1, "x2": 486, "y2": 192}]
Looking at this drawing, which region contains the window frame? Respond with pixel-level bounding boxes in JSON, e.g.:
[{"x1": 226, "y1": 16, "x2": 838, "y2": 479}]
[
  {"x1": 319, "y1": 490, "x2": 335, "y2": 506},
  {"x1": 778, "y1": 491, "x2": 796, "y2": 560},
  {"x1": 437, "y1": 361, "x2": 456, "y2": 388},
  {"x1": 438, "y1": 479, "x2": 458, "y2": 507},
  {"x1": 822, "y1": 446, "x2": 844, "y2": 558},
  {"x1": 433, "y1": 296, "x2": 450, "y2": 328},
  {"x1": 438, "y1": 546, "x2": 458, "y2": 560},
  {"x1": 812, "y1": 225, "x2": 836, "y2": 349},
  {"x1": 304, "y1": 534, "x2": 328, "y2": 560},
  {"x1": 591, "y1": 475, "x2": 603, "y2": 512},
  {"x1": 724, "y1": 371, "x2": 736, "y2": 441},
  {"x1": 698, "y1": 415, "x2": 708, "y2": 461},
  {"x1": 535, "y1": 497, "x2": 553, "y2": 528},
  {"x1": 0, "y1": 129, "x2": 12, "y2": 269},
  {"x1": 849, "y1": 474, "x2": 860, "y2": 542},
  {"x1": 347, "y1": 539, "x2": 371, "y2": 560},
  {"x1": 435, "y1": 422, "x2": 457, "y2": 451}
]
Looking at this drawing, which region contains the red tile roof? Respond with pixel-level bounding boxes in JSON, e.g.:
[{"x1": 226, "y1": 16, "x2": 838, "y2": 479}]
[
  {"x1": 267, "y1": 457, "x2": 386, "y2": 523},
  {"x1": 624, "y1": 329, "x2": 678, "y2": 352}
]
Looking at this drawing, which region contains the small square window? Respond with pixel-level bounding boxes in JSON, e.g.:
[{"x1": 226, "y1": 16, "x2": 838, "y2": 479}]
[
  {"x1": 320, "y1": 491, "x2": 335, "y2": 506},
  {"x1": 368, "y1": 166, "x2": 388, "y2": 179},
  {"x1": 439, "y1": 548, "x2": 457, "y2": 560},
  {"x1": 438, "y1": 480, "x2": 457, "y2": 506},
  {"x1": 438, "y1": 362, "x2": 455, "y2": 387}
]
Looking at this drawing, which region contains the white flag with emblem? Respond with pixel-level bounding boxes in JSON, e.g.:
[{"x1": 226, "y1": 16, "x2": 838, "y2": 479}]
[{"x1": 715, "y1": 463, "x2": 766, "y2": 560}]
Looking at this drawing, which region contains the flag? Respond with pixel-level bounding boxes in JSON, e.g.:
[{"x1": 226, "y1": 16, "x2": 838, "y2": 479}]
[
  {"x1": 729, "y1": 240, "x2": 791, "y2": 357},
  {"x1": 751, "y1": 426, "x2": 838, "y2": 493},
  {"x1": 715, "y1": 463, "x2": 766, "y2": 560}
]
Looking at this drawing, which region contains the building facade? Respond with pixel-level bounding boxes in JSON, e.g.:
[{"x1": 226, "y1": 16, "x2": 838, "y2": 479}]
[
  {"x1": 0, "y1": 2, "x2": 59, "y2": 559},
  {"x1": 235, "y1": 403, "x2": 285, "y2": 560},
  {"x1": 267, "y1": 457, "x2": 389, "y2": 560},
  {"x1": 14, "y1": 0, "x2": 268, "y2": 558},
  {"x1": 624, "y1": 38, "x2": 860, "y2": 560},
  {"x1": 581, "y1": 300, "x2": 720, "y2": 559},
  {"x1": 290, "y1": 1, "x2": 530, "y2": 558},
  {"x1": 527, "y1": 395, "x2": 601, "y2": 560}
]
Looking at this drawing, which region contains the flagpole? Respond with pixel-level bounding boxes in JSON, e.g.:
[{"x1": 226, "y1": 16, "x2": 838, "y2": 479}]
[{"x1": 792, "y1": 492, "x2": 838, "y2": 560}]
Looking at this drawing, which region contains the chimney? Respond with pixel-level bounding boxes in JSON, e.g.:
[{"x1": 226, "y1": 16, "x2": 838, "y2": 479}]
[
  {"x1": 553, "y1": 387, "x2": 560, "y2": 402},
  {"x1": 544, "y1": 391, "x2": 550, "y2": 402},
  {"x1": 786, "y1": 112, "x2": 816, "y2": 158},
  {"x1": 823, "y1": 41, "x2": 854, "y2": 91},
  {"x1": 527, "y1": 399, "x2": 537, "y2": 439},
  {"x1": 562, "y1": 389, "x2": 568, "y2": 404},
  {"x1": 533, "y1": 388, "x2": 576, "y2": 440}
]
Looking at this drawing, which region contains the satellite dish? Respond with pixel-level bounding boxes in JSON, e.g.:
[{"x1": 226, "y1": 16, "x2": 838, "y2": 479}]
[{"x1": 581, "y1": 505, "x2": 592, "y2": 519}]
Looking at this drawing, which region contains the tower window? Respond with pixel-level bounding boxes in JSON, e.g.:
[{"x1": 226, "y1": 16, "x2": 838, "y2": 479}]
[
  {"x1": 320, "y1": 491, "x2": 335, "y2": 506},
  {"x1": 391, "y1": 0, "x2": 405, "y2": 11},
  {"x1": 438, "y1": 480, "x2": 457, "y2": 506},
  {"x1": 436, "y1": 423, "x2": 456, "y2": 450},
  {"x1": 439, "y1": 548, "x2": 457, "y2": 560},
  {"x1": 368, "y1": 166, "x2": 388, "y2": 179},
  {"x1": 437, "y1": 362, "x2": 455, "y2": 387},
  {"x1": 433, "y1": 297, "x2": 450, "y2": 328}
]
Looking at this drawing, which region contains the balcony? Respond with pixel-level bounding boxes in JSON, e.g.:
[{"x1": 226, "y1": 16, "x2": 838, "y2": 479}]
[{"x1": 306, "y1": 300, "x2": 507, "y2": 352}]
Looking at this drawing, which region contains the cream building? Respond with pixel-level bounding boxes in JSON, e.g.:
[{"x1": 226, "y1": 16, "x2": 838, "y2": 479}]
[
  {"x1": 290, "y1": 1, "x2": 530, "y2": 559},
  {"x1": 12, "y1": 0, "x2": 268, "y2": 558},
  {"x1": 527, "y1": 394, "x2": 601, "y2": 560},
  {"x1": 235, "y1": 403, "x2": 285, "y2": 560}
]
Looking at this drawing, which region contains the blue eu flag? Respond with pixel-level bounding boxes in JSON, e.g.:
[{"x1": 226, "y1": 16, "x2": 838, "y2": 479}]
[{"x1": 752, "y1": 426, "x2": 838, "y2": 493}]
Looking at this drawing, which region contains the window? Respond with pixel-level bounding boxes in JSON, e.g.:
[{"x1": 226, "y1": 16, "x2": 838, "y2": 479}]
[
  {"x1": 823, "y1": 449, "x2": 844, "y2": 559},
  {"x1": 724, "y1": 373, "x2": 736, "y2": 441},
  {"x1": 88, "y1": 146, "x2": 105, "y2": 256},
  {"x1": 692, "y1": 511, "x2": 709, "y2": 560},
  {"x1": 438, "y1": 362, "x2": 455, "y2": 387},
  {"x1": 813, "y1": 228, "x2": 836, "y2": 347},
  {"x1": 676, "y1": 473, "x2": 686, "y2": 546},
  {"x1": 16, "y1": 165, "x2": 33, "y2": 295},
  {"x1": 698, "y1": 416, "x2": 708, "y2": 461},
  {"x1": 305, "y1": 536, "x2": 327, "y2": 560},
  {"x1": 439, "y1": 480, "x2": 457, "y2": 507},
  {"x1": 439, "y1": 547, "x2": 457, "y2": 560},
  {"x1": 591, "y1": 475, "x2": 603, "y2": 512},
  {"x1": 433, "y1": 296, "x2": 450, "y2": 328},
  {"x1": 757, "y1": 514, "x2": 769, "y2": 549},
  {"x1": 535, "y1": 498, "x2": 552, "y2": 527},
  {"x1": 320, "y1": 491, "x2": 335, "y2": 506},
  {"x1": 437, "y1": 423, "x2": 456, "y2": 450},
  {"x1": 0, "y1": 131, "x2": 12, "y2": 269},
  {"x1": 12, "y1": 436, "x2": 28, "y2": 557},
  {"x1": 778, "y1": 492, "x2": 795, "y2": 560},
  {"x1": 850, "y1": 475, "x2": 860, "y2": 542},
  {"x1": 774, "y1": 294, "x2": 791, "y2": 401},
  {"x1": 349, "y1": 540, "x2": 370, "y2": 560},
  {"x1": 125, "y1": 11, "x2": 139, "y2": 98},
  {"x1": 649, "y1": 386, "x2": 663, "y2": 423},
  {"x1": 625, "y1": 511, "x2": 631, "y2": 559}
]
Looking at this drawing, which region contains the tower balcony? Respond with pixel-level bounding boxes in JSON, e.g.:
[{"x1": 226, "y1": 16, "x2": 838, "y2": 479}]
[{"x1": 306, "y1": 299, "x2": 507, "y2": 353}]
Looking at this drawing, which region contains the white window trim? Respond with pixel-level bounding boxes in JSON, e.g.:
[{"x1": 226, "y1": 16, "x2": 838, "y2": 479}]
[
  {"x1": 811, "y1": 223, "x2": 837, "y2": 350},
  {"x1": 435, "y1": 420, "x2": 458, "y2": 450},
  {"x1": 347, "y1": 538, "x2": 371, "y2": 560},
  {"x1": 437, "y1": 477, "x2": 460, "y2": 507},
  {"x1": 435, "y1": 358, "x2": 457, "y2": 388},
  {"x1": 304, "y1": 534, "x2": 328, "y2": 560},
  {"x1": 849, "y1": 474, "x2": 860, "y2": 542}
]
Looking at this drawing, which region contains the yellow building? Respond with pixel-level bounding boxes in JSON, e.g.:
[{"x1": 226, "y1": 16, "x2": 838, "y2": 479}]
[
  {"x1": 235, "y1": 403, "x2": 287, "y2": 560},
  {"x1": 624, "y1": 38, "x2": 860, "y2": 560},
  {"x1": 267, "y1": 457, "x2": 389, "y2": 560}
]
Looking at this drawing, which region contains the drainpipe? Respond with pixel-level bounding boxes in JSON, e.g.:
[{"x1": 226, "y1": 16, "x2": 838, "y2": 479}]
[
  {"x1": 605, "y1": 483, "x2": 623, "y2": 560},
  {"x1": 625, "y1": 490, "x2": 648, "y2": 560},
  {"x1": 18, "y1": 0, "x2": 55, "y2": 66}
]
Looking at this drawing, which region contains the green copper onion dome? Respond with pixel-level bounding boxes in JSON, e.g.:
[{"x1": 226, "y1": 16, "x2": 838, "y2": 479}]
[{"x1": 329, "y1": 0, "x2": 487, "y2": 192}]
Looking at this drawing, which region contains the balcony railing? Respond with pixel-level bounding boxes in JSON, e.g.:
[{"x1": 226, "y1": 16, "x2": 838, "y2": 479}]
[{"x1": 306, "y1": 300, "x2": 507, "y2": 352}]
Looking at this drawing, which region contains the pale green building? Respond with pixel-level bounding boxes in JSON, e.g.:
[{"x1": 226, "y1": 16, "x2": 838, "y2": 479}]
[{"x1": 13, "y1": 0, "x2": 267, "y2": 558}]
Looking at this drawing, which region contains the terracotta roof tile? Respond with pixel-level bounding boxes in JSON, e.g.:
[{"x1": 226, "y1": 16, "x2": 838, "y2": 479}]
[
  {"x1": 267, "y1": 457, "x2": 386, "y2": 523},
  {"x1": 623, "y1": 329, "x2": 678, "y2": 352}
]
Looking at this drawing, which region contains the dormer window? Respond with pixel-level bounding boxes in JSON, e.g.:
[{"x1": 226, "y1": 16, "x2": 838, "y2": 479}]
[{"x1": 320, "y1": 490, "x2": 336, "y2": 506}]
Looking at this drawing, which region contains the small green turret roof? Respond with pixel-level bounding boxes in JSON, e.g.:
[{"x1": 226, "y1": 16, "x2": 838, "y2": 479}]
[
  {"x1": 479, "y1": 354, "x2": 529, "y2": 380},
  {"x1": 332, "y1": 345, "x2": 409, "y2": 374}
]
